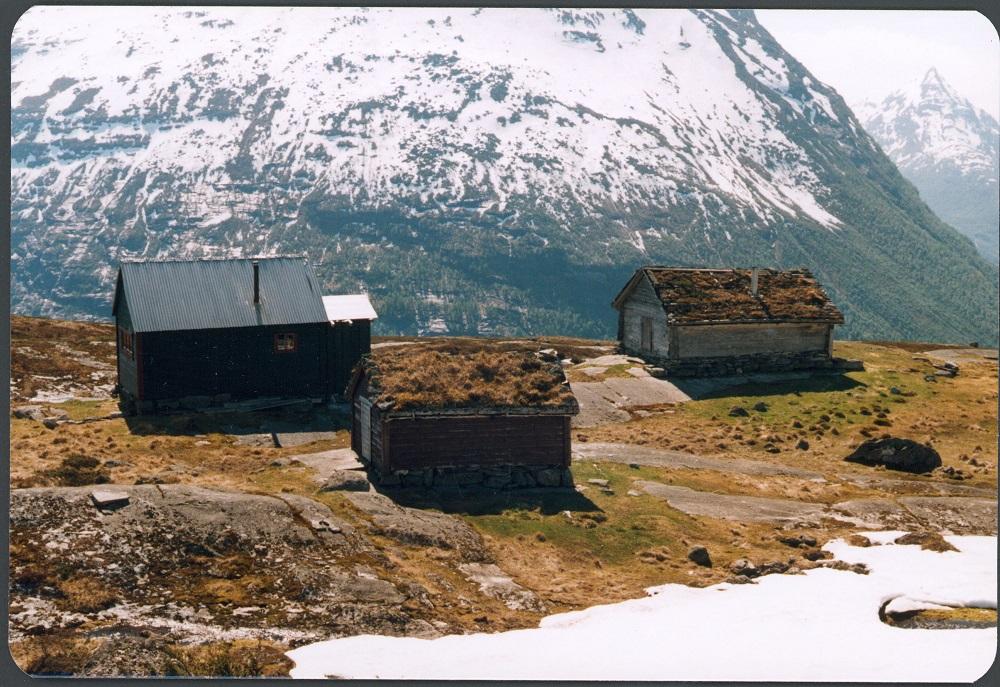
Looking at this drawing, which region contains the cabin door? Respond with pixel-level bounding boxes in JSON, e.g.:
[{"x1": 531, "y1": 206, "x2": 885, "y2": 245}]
[
  {"x1": 358, "y1": 396, "x2": 372, "y2": 460},
  {"x1": 640, "y1": 316, "x2": 653, "y2": 352}
]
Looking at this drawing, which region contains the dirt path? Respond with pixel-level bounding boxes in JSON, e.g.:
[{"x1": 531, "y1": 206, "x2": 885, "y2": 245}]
[{"x1": 575, "y1": 442, "x2": 825, "y2": 480}]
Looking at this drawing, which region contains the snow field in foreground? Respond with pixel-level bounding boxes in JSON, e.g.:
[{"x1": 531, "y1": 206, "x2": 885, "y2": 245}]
[{"x1": 286, "y1": 532, "x2": 997, "y2": 681}]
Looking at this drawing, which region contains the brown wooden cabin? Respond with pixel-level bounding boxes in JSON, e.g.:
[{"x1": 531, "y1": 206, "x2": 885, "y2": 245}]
[
  {"x1": 612, "y1": 267, "x2": 845, "y2": 377},
  {"x1": 348, "y1": 345, "x2": 579, "y2": 489}
]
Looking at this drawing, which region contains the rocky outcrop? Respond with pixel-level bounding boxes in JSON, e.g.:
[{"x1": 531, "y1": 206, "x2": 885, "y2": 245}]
[
  {"x1": 8, "y1": 485, "x2": 426, "y2": 651},
  {"x1": 344, "y1": 492, "x2": 491, "y2": 562},
  {"x1": 844, "y1": 438, "x2": 942, "y2": 474}
]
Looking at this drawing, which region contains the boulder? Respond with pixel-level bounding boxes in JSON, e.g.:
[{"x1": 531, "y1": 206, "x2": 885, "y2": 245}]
[
  {"x1": 687, "y1": 545, "x2": 712, "y2": 567},
  {"x1": 778, "y1": 533, "x2": 817, "y2": 548},
  {"x1": 536, "y1": 348, "x2": 559, "y2": 362},
  {"x1": 728, "y1": 406, "x2": 749, "y2": 417},
  {"x1": 345, "y1": 492, "x2": 491, "y2": 562},
  {"x1": 12, "y1": 405, "x2": 46, "y2": 421},
  {"x1": 844, "y1": 437, "x2": 942, "y2": 474},
  {"x1": 729, "y1": 558, "x2": 757, "y2": 577},
  {"x1": 894, "y1": 531, "x2": 958, "y2": 552},
  {"x1": 318, "y1": 470, "x2": 370, "y2": 492},
  {"x1": 752, "y1": 401, "x2": 769, "y2": 413},
  {"x1": 90, "y1": 489, "x2": 131, "y2": 510}
]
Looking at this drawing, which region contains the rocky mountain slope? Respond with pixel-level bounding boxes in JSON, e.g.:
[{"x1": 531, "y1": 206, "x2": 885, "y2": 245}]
[
  {"x1": 11, "y1": 7, "x2": 998, "y2": 343},
  {"x1": 857, "y1": 68, "x2": 999, "y2": 264}
]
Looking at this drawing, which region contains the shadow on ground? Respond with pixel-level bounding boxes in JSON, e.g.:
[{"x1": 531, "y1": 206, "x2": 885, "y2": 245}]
[
  {"x1": 123, "y1": 403, "x2": 351, "y2": 437},
  {"x1": 375, "y1": 480, "x2": 600, "y2": 516},
  {"x1": 671, "y1": 372, "x2": 865, "y2": 401}
]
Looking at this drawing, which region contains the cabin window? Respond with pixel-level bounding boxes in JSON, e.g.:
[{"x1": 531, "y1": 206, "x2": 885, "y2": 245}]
[
  {"x1": 640, "y1": 317, "x2": 653, "y2": 352},
  {"x1": 274, "y1": 332, "x2": 298, "y2": 353},
  {"x1": 118, "y1": 327, "x2": 134, "y2": 359}
]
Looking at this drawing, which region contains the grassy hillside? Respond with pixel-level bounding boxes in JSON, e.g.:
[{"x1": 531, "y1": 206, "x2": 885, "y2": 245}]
[{"x1": 8, "y1": 316, "x2": 998, "y2": 676}]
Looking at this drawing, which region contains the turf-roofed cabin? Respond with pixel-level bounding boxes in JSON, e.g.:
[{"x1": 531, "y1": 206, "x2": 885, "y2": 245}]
[
  {"x1": 613, "y1": 267, "x2": 845, "y2": 377},
  {"x1": 113, "y1": 256, "x2": 376, "y2": 413},
  {"x1": 348, "y1": 344, "x2": 580, "y2": 489}
]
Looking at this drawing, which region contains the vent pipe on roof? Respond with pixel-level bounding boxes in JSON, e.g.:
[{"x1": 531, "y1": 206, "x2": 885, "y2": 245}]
[
  {"x1": 750, "y1": 267, "x2": 760, "y2": 297},
  {"x1": 252, "y1": 260, "x2": 260, "y2": 305}
]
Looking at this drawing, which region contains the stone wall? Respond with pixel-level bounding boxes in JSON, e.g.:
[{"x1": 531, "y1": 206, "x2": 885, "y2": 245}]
[
  {"x1": 364, "y1": 462, "x2": 575, "y2": 490},
  {"x1": 634, "y1": 350, "x2": 839, "y2": 378}
]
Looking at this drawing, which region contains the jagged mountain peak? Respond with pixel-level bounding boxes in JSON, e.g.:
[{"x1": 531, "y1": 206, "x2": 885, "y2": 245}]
[
  {"x1": 856, "y1": 66, "x2": 999, "y2": 263},
  {"x1": 10, "y1": 6, "x2": 998, "y2": 343}
]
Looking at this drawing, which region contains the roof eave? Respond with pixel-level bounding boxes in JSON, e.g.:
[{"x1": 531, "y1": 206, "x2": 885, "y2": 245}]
[
  {"x1": 610, "y1": 268, "x2": 648, "y2": 310},
  {"x1": 667, "y1": 317, "x2": 844, "y2": 326}
]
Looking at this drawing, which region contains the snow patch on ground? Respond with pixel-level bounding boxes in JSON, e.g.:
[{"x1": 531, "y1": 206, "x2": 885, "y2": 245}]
[{"x1": 287, "y1": 533, "x2": 997, "y2": 681}]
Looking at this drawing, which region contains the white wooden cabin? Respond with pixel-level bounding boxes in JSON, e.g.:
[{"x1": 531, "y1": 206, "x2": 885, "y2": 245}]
[{"x1": 611, "y1": 267, "x2": 845, "y2": 376}]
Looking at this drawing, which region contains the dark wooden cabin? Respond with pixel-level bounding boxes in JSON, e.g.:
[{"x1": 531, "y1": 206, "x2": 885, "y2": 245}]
[
  {"x1": 348, "y1": 344, "x2": 579, "y2": 489},
  {"x1": 113, "y1": 256, "x2": 376, "y2": 413},
  {"x1": 612, "y1": 266, "x2": 845, "y2": 377}
]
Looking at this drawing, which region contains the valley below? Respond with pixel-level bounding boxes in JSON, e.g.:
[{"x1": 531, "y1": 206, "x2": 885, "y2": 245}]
[{"x1": 7, "y1": 315, "x2": 998, "y2": 678}]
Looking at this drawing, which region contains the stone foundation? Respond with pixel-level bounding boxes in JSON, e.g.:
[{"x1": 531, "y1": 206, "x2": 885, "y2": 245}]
[
  {"x1": 625, "y1": 348, "x2": 843, "y2": 378},
  {"x1": 365, "y1": 463, "x2": 575, "y2": 490}
]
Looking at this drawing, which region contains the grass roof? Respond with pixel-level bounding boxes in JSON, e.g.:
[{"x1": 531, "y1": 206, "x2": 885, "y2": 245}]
[
  {"x1": 642, "y1": 268, "x2": 844, "y2": 324},
  {"x1": 359, "y1": 342, "x2": 578, "y2": 413}
]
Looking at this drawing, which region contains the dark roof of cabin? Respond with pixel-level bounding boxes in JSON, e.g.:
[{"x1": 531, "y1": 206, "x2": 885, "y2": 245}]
[
  {"x1": 353, "y1": 342, "x2": 579, "y2": 414},
  {"x1": 113, "y1": 256, "x2": 328, "y2": 333},
  {"x1": 614, "y1": 267, "x2": 845, "y2": 325}
]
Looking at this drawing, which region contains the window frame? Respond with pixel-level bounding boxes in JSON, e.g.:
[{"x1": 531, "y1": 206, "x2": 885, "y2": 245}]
[
  {"x1": 274, "y1": 332, "x2": 298, "y2": 353},
  {"x1": 118, "y1": 326, "x2": 135, "y2": 360}
]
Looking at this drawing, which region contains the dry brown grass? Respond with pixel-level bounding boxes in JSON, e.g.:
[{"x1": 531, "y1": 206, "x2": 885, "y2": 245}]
[
  {"x1": 9, "y1": 636, "x2": 292, "y2": 677},
  {"x1": 578, "y1": 341, "x2": 997, "y2": 490},
  {"x1": 10, "y1": 636, "x2": 102, "y2": 676},
  {"x1": 43, "y1": 453, "x2": 110, "y2": 486},
  {"x1": 365, "y1": 343, "x2": 576, "y2": 411},
  {"x1": 644, "y1": 267, "x2": 843, "y2": 323},
  {"x1": 10, "y1": 315, "x2": 116, "y2": 400},
  {"x1": 163, "y1": 640, "x2": 292, "y2": 677},
  {"x1": 57, "y1": 576, "x2": 119, "y2": 613}
]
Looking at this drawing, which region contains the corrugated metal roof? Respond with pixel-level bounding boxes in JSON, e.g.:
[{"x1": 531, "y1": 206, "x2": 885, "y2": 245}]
[
  {"x1": 322, "y1": 294, "x2": 378, "y2": 322},
  {"x1": 114, "y1": 257, "x2": 329, "y2": 333}
]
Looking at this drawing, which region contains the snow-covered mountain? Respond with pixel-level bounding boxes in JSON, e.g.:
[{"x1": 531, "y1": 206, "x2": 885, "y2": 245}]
[
  {"x1": 10, "y1": 7, "x2": 998, "y2": 343},
  {"x1": 857, "y1": 68, "x2": 999, "y2": 262}
]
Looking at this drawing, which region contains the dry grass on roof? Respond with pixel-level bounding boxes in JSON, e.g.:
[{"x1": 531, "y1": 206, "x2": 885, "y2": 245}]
[
  {"x1": 363, "y1": 342, "x2": 576, "y2": 412},
  {"x1": 646, "y1": 268, "x2": 844, "y2": 323}
]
